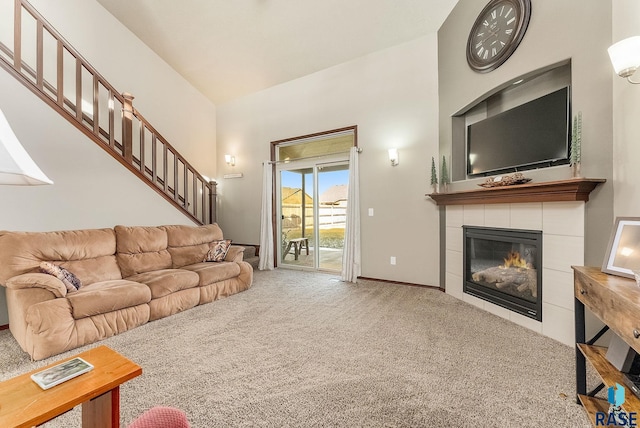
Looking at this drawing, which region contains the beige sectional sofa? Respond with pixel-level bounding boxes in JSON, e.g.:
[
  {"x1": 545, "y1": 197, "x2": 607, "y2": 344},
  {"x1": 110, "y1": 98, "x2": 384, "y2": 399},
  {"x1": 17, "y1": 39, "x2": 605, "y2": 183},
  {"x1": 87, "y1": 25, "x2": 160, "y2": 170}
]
[{"x1": 0, "y1": 223, "x2": 252, "y2": 360}]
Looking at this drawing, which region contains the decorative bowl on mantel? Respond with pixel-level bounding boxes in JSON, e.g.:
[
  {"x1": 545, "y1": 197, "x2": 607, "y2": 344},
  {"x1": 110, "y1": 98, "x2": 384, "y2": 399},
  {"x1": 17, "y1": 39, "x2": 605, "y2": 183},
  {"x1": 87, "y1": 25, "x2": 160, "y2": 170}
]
[{"x1": 478, "y1": 173, "x2": 532, "y2": 188}]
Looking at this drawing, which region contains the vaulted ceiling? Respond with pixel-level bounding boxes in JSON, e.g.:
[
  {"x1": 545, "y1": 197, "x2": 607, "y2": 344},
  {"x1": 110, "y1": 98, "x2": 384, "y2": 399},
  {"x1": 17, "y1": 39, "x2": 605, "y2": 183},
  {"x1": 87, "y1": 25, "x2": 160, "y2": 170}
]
[{"x1": 96, "y1": 0, "x2": 459, "y2": 104}]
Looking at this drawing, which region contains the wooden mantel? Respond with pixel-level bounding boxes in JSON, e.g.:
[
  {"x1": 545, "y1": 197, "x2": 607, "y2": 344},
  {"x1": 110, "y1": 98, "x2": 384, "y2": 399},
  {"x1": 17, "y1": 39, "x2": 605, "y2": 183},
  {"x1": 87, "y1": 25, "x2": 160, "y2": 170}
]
[{"x1": 427, "y1": 178, "x2": 605, "y2": 206}]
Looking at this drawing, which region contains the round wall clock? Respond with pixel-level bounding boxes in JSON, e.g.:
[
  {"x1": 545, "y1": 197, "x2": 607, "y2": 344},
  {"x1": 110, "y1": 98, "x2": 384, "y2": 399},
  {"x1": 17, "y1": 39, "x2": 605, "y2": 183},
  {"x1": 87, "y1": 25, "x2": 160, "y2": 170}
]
[{"x1": 466, "y1": 0, "x2": 531, "y2": 73}]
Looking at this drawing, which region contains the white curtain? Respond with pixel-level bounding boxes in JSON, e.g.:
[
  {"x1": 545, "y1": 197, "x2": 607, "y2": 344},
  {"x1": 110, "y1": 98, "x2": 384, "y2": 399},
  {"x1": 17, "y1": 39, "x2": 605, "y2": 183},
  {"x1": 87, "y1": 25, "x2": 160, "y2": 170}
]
[
  {"x1": 258, "y1": 161, "x2": 274, "y2": 270},
  {"x1": 341, "y1": 147, "x2": 361, "y2": 282}
]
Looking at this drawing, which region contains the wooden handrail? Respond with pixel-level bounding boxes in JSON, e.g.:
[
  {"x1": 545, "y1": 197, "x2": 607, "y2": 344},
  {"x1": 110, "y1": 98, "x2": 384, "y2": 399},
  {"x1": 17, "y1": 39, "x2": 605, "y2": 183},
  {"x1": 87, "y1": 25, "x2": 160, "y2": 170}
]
[{"x1": 0, "y1": 0, "x2": 215, "y2": 225}]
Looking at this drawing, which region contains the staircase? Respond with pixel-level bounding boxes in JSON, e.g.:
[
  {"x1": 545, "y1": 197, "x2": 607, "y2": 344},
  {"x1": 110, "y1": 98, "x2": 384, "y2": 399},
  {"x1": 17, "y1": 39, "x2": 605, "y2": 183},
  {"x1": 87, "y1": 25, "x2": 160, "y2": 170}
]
[{"x1": 0, "y1": 0, "x2": 216, "y2": 225}]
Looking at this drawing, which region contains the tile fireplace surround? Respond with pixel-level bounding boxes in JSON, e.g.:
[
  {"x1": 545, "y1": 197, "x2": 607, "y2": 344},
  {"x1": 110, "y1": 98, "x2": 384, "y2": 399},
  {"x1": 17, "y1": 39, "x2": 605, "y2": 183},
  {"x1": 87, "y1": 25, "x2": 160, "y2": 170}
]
[{"x1": 433, "y1": 178, "x2": 604, "y2": 346}]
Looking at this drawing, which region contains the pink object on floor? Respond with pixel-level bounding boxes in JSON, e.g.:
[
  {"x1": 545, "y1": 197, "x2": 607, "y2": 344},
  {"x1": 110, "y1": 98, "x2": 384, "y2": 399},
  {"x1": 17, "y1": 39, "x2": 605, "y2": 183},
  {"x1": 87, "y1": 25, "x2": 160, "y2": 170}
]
[{"x1": 127, "y1": 406, "x2": 190, "y2": 428}]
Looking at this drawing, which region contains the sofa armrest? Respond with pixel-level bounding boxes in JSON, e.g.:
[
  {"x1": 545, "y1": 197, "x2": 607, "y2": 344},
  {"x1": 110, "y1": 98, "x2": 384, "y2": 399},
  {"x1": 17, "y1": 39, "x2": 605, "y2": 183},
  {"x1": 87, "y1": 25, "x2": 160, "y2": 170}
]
[
  {"x1": 5, "y1": 273, "x2": 67, "y2": 298},
  {"x1": 225, "y1": 245, "x2": 245, "y2": 263}
]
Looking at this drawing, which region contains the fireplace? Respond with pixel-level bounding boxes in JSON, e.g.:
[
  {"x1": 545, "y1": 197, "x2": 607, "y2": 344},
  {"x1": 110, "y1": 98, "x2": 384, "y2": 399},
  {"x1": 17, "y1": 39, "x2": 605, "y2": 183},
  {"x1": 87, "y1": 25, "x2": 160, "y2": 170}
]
[{"x1": 463, "y1": 226, "x2": 542, "y2": 321}]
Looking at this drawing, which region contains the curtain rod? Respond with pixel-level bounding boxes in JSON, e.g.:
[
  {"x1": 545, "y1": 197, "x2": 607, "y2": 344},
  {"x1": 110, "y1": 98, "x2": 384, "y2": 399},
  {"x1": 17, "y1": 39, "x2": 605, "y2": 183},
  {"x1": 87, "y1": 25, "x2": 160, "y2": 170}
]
[{"x1": 267, "y1": 148, "x2": 362, "y2": 165}]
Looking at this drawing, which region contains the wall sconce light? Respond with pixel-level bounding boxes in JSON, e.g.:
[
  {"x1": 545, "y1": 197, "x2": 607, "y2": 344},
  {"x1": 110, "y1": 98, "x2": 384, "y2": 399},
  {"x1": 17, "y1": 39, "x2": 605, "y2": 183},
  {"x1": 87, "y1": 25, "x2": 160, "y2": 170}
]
[
  {"x1": 608, "y1": 36, "x2": 640, "y2": 84},
  {"x1": 224, "y1": 154, "x2": 235, "y2": 166},
  {"x1": 388, "y1": 148, "x2": 399, "y2": 166}
]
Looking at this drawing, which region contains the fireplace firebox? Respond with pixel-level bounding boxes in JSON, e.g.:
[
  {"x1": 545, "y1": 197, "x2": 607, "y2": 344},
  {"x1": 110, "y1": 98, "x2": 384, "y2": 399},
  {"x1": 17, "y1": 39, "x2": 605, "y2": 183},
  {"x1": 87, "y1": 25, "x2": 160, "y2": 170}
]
[{"x1": 463, "y1": 226, "x2": 542, "y2": 321}]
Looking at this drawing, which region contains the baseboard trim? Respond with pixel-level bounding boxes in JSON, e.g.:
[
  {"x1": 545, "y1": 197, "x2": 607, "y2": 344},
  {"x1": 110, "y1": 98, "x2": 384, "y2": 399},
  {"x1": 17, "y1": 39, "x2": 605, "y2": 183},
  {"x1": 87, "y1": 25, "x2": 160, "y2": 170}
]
[
  {"x1": 0, "y1": 324, "x2": 8, "y2": 330},
  {"x1": 358, "y1": 276, "x2": 444, "y2": 292}
]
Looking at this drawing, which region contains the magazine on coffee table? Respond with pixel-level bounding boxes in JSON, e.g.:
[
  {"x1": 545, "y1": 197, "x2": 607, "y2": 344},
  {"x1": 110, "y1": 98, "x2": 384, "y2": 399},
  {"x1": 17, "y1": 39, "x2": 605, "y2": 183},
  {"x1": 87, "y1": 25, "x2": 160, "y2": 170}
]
[{"x1": 31, "y1": 357, "x2": 94, "y2": 390}]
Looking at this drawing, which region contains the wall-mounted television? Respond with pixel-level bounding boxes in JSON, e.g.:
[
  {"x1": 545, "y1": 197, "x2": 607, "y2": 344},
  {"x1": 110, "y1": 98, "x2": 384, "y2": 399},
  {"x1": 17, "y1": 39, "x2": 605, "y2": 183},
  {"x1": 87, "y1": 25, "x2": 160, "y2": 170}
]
[{"x1": 466, "y1": 86, "x2": 571, "y2": 177}]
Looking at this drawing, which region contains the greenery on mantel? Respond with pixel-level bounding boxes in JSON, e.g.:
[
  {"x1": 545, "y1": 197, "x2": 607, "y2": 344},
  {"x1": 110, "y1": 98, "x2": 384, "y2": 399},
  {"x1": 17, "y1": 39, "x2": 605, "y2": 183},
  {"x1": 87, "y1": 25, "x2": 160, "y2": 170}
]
[
  {"x1": 430, "y1": 157, "x2": 438, "y2": 191},
  {"x1": 440, "y1": 156, "x2": 449, "y2": 187},
  {"x1": 570, "y1": 111, "x2": 582, "y2": 177}
]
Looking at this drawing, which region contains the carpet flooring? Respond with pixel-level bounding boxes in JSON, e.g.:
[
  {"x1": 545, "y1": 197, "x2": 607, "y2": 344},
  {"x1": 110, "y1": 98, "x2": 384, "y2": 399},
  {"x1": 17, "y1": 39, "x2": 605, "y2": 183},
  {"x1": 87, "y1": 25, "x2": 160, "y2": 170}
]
[{"x1": 0, "y1": 269, "x2": 591, "y2": 427}]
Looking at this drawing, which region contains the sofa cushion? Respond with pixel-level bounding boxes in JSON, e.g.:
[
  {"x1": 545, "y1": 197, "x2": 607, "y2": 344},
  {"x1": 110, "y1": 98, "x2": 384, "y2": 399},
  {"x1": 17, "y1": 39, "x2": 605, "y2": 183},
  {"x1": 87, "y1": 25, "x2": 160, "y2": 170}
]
[
  {"x1": 148, "y1": 288, "x2": 200, "y2": 321},
  {"x1": 224, "y1": 245, "x2": 245, "y2": 263},
  {"x1": 181, "y1": 262, "x2": 241, "y2": 286},
  {"x1": 203, "y1": 239, "x2": 232, "y2": 262},
  {"x1": 164, "y1": 224, "x2": 224, "y2": 268},
  {"x1": 66, "y1": 280, "x2": 151, "y2": 319},
  {"x1": 72, "y1": 305, "x2": 150, "y2": 354},
  {"x1": 0, "y1": 228, "x2": 121, "y2": 286},
  {"x1": 63, "y1": 256, "x2": 123, "y2": 286},
  {"x1": 126, "y1": 269, "x2": 200, "y2": 299},
  {"x1": 25, "y1": 300, "x2": 149, "y2": 361},
  {"x1": 6, "y1": 273, "x2": 67, "y2": 298},
  {"x1": 115, "y1": 225, "x2": 172, "y2": 277}
]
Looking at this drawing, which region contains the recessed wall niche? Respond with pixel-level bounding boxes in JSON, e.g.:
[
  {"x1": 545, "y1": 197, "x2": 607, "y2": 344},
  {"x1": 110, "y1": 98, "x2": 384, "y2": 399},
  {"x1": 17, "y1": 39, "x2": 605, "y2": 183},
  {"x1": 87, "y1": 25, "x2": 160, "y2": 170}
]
[{"x1": 451, "y1": 61, "x2": 572, "y2": 182}]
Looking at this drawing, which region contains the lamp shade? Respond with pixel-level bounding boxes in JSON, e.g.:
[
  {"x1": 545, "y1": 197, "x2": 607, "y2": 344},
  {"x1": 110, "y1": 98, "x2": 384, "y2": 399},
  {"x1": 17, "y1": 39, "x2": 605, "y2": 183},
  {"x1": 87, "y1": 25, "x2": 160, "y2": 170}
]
[
  {"x1": 608, "y1": 36, "x2": 640, "y2": 78},
  {"x1": 0, "y1": 108, "x2": 53, "y2": 185}
]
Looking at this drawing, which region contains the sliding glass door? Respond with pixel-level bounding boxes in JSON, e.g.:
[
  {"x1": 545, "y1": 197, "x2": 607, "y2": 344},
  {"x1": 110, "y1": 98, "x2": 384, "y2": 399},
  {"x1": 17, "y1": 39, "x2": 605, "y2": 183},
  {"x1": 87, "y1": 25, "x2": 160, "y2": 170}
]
[
  {"x1": 317, "y1": 163, "x2": 349, "y2": 270},
  {"x1": 279, "y1": 167, "x2": 313, "y2": 268},
  {"x1": 277, "y1": 160, "x2": 348, "y2": 272}
]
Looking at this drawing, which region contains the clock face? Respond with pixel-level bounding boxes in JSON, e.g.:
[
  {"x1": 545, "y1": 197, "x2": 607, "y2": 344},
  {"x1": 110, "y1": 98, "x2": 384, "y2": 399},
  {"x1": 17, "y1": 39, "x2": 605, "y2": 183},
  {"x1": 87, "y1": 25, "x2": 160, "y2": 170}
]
[{"x1": 466, "y1": 0, "x2": 531, "y2": 73}]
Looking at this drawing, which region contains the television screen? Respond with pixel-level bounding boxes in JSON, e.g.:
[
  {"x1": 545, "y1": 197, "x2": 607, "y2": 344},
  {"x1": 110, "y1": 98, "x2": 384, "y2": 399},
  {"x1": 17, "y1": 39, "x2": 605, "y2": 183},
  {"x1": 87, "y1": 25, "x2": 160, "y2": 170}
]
[{"x1": 466, "y1": 87, "x2": 571, "y2": 177}]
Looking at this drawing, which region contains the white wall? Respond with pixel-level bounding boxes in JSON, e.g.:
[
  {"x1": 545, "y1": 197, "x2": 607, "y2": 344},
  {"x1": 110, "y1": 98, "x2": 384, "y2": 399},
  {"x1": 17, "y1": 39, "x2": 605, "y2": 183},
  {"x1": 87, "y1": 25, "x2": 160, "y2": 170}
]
[
  {"x1": 612, "y1": 0, "x2": 640, "y2": 218},
  {"x1": 0, "y1": 0, "x2": 218, "y2": 228},
  {"x1": 217, "y1": 35, "x2": 441, "y2": 285},
  {"x1": 28, "y1": 0, "x2": 218, "y2": 176},
  {"x1": 0, "y1": 72, "x2": 197, "y2": 230},
  {"x1": 0, "y1": 0, "x2": 218, "y2": 324}
]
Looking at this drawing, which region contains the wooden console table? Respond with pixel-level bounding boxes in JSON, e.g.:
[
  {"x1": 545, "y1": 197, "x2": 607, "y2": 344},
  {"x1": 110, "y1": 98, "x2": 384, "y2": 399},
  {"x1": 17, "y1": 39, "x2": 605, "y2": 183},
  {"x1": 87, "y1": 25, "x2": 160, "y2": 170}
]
[
  {"x1": 574, "y1": 266, "x2": 640, "y2": 425},
  {"x1": 0, "y1": 345, "x2": 141, "y2": 428}
]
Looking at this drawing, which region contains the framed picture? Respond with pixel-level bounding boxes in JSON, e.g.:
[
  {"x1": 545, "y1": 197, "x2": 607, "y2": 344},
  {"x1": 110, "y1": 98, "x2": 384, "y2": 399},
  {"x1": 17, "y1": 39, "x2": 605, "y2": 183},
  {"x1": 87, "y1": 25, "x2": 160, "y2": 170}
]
[{"x1": 602, "y1": 217, "x2": 640, "y2": 279}]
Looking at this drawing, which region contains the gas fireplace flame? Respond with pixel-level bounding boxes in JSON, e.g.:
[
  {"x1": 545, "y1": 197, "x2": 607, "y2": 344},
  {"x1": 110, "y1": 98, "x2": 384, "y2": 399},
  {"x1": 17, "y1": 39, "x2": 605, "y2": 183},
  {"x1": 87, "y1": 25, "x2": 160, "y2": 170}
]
[{"x1": 501, "y1": 251, "x2": 531, "y2": 269}]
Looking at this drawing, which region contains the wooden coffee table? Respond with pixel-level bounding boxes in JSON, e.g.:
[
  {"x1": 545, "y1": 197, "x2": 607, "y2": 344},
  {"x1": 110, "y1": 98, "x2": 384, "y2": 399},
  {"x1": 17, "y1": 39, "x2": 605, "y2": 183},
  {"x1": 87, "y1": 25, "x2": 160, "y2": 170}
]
[{"x1": 0, "y1": 345, "x2": 142, "y2": 428}]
